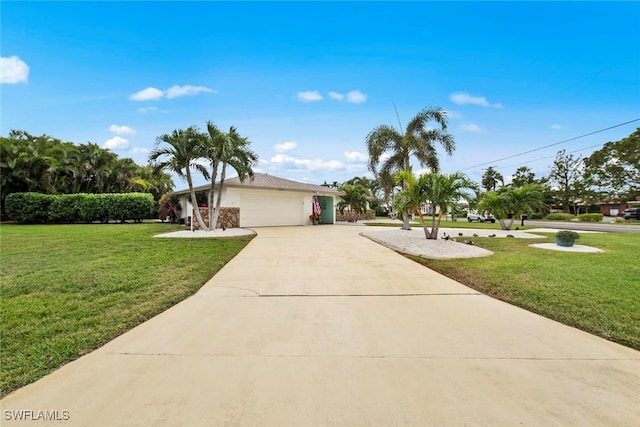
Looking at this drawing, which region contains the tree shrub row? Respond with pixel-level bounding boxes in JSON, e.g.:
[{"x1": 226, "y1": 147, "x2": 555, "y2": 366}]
[
  {"x1": 545, "y1": 212, "x2": 575, "y2": 221},
  {"x1": 5, "y1": 192, "x2": 156, "y2": 224},
  {"x1": 577, "y1": 213, "x2": 603, "y2": 222}
]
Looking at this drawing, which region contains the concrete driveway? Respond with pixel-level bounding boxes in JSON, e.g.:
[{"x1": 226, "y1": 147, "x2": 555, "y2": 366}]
[{"x1": 2, "y1": 225, "x2": 639, "y2": 426}]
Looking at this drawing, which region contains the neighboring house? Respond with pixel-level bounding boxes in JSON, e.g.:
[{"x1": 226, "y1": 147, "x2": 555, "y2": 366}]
[
  {"x1": 596, "y1": 201, "x2": 640, "y2": 216},
  {"x1": 172, "y1": 173, "x2": 342, "y2": 227}
]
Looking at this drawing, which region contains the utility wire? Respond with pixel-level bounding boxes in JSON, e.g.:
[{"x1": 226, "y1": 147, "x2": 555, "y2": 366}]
[
  {"x1": 462, "y1": 118, "x2": 640, "y2": 171},
  {"x1": 497, "y1": 142, "x2": 609, "y2": 171}
]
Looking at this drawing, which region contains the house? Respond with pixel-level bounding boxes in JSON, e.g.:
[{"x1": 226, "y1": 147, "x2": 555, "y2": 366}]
[
  {"x1": 595, "y1": 200, "x2": 640, "y2": 216},
  {"x1": 172, "y1": 173, "x2": 342, "y2": 227}
]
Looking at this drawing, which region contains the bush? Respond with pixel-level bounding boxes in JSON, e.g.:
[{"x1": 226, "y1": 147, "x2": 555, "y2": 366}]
[
  {"x1": 555, "y1": 230, "x2": 580, "y2": 242},
  {"x1": 546, "y1": 213, "x2": 574, "y2": 221},
  {"x1": 48, "y1": 194, "x2": 85, "y2": 223},
  {"x1": 5, "y1": 193, "x2": 55, "y2": 223},
  {"x1": 79, "y1": 194, "x2": 110, "y2": 223},
  {"x1": 107, "y1": 193, "x2": 155, "y2": 223},
  {"x1": 4, "y1": 192, "x2": 155, "y2": 224},
  {"x1": 577, "y1": 213, "x2": 603, "y2": 222}
]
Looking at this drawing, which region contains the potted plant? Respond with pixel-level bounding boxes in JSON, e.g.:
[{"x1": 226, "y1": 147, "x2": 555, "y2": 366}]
[
  {"x1": 555, "y1": 230, "x2": 580, "y2": 247},
  {"x1": 309, "y1": 213, "x2": 321, "y2": 225}
]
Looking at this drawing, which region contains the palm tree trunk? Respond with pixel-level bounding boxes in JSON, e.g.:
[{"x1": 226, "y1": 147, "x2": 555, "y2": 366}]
[
  {"x1": 208, "y1": 162, "x2": 219, "y2": 229},
  {"x1": 418, "y1": 211, "x2": 429, "y2": 239},
  {"x1": 186, "y1": 167, "x2": 208, "y2": 231},
  {"x1": 211, "y1": 162, "x2": 226, "y2": 230},
  {"x1": 429, "y1": 211, "x2": 443, "y2": 240}
]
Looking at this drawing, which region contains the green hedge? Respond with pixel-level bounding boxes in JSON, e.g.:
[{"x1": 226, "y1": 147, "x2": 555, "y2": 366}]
[
  {"x1": 5, "y1": 193, "x2": 55, "y2": 224},
  {"x1": 5, "y1": 192, "x2": 155, "y2": 224},
  {"x1": 546, "y1": 213, "x2": 575, "y2": 221},
  {"x1": 577, "y1": 213, "x2": 603, "y2": 222}
]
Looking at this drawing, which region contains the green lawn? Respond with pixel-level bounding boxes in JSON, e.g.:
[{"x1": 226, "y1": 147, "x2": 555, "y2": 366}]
[
  {"x1": 408, "y1": 231, "x2": 640, "y2": 351},
  {"x1": 0, "y1": 223, "x2": 253, "y2": 396}
]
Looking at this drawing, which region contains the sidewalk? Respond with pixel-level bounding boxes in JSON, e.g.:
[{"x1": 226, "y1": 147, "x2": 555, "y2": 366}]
[{"x1": 2, "y1": 225, "x2": 639, "y2": 426}]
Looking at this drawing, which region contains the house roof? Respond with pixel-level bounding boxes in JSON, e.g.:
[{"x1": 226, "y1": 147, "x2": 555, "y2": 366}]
[{"x1": 173, "y1": 173, "x2": 342, "y2": 196}]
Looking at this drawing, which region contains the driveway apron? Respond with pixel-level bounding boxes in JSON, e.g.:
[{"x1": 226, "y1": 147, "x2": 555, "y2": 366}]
[{"x1": 2, "y1": 225, "x2": 639, "y2": 426}]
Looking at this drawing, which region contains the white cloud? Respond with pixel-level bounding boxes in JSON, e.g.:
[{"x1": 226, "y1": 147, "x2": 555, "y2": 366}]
[
  {"x1": 450, "y1": 92, "x2": 502, "y2": 108},
  {"x1": 130, "y1": 87, "x2": 163, "y2": 101},
  {"x1": 166, "y1": 85, "x2": 214, "y2": 99},
  {"x1": 130, "y1": 147, "x2": 149, "y2": 154},
  {"x1": 103, "y1": 136, "x2": 129, "y2": 150},
  {"x1": 109, "y1": 124, "x2": 135, "y2": 135},
  {"x1": 346, "y1": 90, "x2": 367, "y2": 103},
  {"x1": 550, "y1": 124, "x2": 563, "y2": 130},
  {"x1": 270, "y1": 154, "x2": 345, "y2": 171},
  {"x1": 296, "y1": 90, "x2": 323, "y2": 102},
  {"x1": 460, "y1": 123, "x2": 486, "y2": 133},
  {"x1": 0, "y1": 55, "x2": 29, "y2": 84},
  {"x1": 328, "y1": 90, "x2": 367, "y2": 103},
  {"x1": 274, "y1": 141, "x2": 297, "y2": 153},
  {"x1": 344, "y1": 151, "x2": 368, "y2": 162}
]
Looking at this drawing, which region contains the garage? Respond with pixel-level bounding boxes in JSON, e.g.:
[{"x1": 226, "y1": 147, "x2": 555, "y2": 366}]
[{"x1": 239, "y1": 189, "x2": 303, "y2": 227}]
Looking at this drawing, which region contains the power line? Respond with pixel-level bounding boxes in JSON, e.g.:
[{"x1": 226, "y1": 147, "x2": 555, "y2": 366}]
[
  {"x1": 497, "y1": 142, "x2": 608, "y2": 171},
  {"x1": 462, "y1": 118, "x2": 640, "y2": 171}
]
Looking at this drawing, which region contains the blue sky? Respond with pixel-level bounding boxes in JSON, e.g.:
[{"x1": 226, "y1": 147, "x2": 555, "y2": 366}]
[{"x1": 2, "y1": 1, "x2": 639, "y2": 189}]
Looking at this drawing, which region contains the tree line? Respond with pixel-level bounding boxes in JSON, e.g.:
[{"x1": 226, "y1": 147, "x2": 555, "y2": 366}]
[
  {"x1": 1, "y1": 130, "x2": 174, "y2": 215},
  {"x1": 330, "y1": 109, "x2": 638, "y2": 239},
  {"x1": 480, "y1": 127, "x2": 639, "y2": 214}
]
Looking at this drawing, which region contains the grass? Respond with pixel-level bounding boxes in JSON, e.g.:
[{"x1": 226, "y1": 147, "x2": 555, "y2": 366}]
[
  {"x1": 407, "y1": 231, "x2": 640, "y2": 350},
  {"x1": 0, "y1": 222, "x2": 253, "y2": 396}
]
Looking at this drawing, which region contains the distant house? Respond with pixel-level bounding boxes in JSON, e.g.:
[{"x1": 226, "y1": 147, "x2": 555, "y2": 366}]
[
  {"x1": 172, "y1": 173, "x2": 341, "y2": 227},
  {"x1": 595, "y1": 200, "x2": 640, "y2": 216}
]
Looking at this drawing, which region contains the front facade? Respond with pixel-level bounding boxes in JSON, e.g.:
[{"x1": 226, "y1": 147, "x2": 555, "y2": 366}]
[{"x1": 173, "y1": 173, "x2": 341, "y2": 227}]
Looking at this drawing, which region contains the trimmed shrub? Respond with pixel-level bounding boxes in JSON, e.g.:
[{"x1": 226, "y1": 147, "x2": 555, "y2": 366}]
[
  {"x1": 79, "y1": 194, "x2": 110, "y2": 223},
  {"x1": 107, "y1": 193, "x2": 155, "y2": 223},
  {"x1": 577, "y1": 213, "x2": 603, "y2": 222},
  {"x1": 546, "y1": 213, "x2": 574, "y2": 221},
  {"x1": 4, "y1": 192, "x2": 155, "y2": 224},
  {"x1": 48, "y1": 194, "x2": 85, "y2": 223},
  {"x1": 5, "y1": 193, "x2": 55, "y2": 223}
]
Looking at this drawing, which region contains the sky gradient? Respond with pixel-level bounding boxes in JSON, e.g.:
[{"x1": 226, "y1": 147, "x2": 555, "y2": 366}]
[{"x1": 2, "y1": 1, "x2": 639, "y2": 189}]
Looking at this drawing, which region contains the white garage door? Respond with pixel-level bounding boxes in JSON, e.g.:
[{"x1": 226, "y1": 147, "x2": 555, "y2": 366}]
[{"x1": 240, "y1": 190, "x2": 303, "y2": 227}]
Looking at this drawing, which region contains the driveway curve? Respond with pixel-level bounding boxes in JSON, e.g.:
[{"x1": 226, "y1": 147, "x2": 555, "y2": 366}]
[{"x1": 2, "y1": 225, "x2": 639, "y2": 426}]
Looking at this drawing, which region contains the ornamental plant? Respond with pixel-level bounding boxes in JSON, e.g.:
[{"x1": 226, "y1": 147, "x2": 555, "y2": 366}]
[{"x1": 555, "y1": 230, "x2": 580, "y2": 243}]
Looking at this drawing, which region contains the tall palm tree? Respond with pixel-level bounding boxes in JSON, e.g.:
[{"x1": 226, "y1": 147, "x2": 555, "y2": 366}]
[
  {"x1": 366, "y1": 107, "x2": 455, "y2": 230},
  {"x1": 200, "y1": 121, "x2": 225, "y2": 229},
  {"x1": 149, "y1": 126, "x2": 210, "y2": 230},
  {"x1": 394, "y1": 170, "x2": 476, "y2": 239},
  {"x1": 479, "y1": 184, "x2": 544, "y2": 230},
  {"x1": 209, "y1": 126, "x2": 258, "y2": 230},
  {"x1": 481, "y1": 166, "x2": 504, "y2": 192}
]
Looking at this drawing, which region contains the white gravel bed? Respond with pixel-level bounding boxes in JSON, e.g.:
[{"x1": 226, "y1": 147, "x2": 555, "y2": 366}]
[{"x1": 360, "y1": 228, "x2": 495, "y2": 259}]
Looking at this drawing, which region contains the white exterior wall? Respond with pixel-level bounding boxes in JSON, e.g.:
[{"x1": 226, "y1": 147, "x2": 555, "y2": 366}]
[{"x1": 178, "y1": 188, "x2": 336, "y2": 227}]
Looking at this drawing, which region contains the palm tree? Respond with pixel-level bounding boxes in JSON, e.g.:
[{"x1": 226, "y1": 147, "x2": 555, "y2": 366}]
[
  {"x1": 337, "y1": 184, "x2": 369, "y2": 222},
  {"x1": 394, "y1": 170, "x2": 476, "y2": 239},
  {"x1": 366, "y1": 107, "x2": 455, "y2": 230},
  {"x1": 208, "y1": 126, "x2": 258, "y2": 230},
  {"x1": 149, "y1": 126, "x2": 210, "y2": 230},
  {"x1": 481, "y1": 166, "x2": 504, "y2": 192},
  {"x1": 479, "y1": 184, "x2": 544, "y2": 230},
  {"x1": 200, "y1": 121, "x2": 225, "y2": 229}
]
